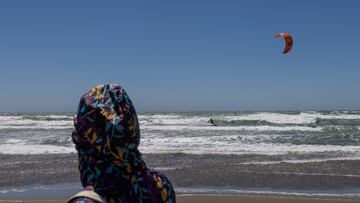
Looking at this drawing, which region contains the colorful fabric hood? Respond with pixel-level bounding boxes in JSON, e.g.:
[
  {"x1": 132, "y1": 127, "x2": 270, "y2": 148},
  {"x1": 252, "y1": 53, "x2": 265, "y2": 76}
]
[{"x1": 72, "y1": 84, "x2": 175, "y2": 203}]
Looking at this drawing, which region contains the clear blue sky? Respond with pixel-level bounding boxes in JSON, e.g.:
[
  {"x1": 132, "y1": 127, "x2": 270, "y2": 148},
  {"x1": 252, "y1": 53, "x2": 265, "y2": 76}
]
[{"x1": 1, "y1": 0, "x2": 360, "y2": 112}]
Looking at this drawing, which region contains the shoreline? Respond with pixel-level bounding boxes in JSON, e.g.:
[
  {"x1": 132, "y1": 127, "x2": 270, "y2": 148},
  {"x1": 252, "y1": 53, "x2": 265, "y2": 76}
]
[
  {"x1": 2, "y1": 181, "x2": 360, "y2": 199},
  {"x1": 1, "y1": 194, "x2": 360, "y2": 203}
]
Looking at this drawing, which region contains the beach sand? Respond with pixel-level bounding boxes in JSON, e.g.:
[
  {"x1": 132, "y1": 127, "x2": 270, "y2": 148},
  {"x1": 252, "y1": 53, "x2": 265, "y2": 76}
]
[
  {"x1": 2, "y1": 153, "x2": 360, "y2": 189},
  {"x1": 1, "y1": 194, "x2": 360, "y2": 203},
  {"x1": 2, "y1": 154, "x2": 360, "y2": 203}
]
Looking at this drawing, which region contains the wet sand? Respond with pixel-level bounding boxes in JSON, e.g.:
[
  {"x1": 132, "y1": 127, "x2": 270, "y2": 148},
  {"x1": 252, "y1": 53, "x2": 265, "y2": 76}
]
[
  {"x1": 1, "y1": 153, "x2": 360, "y2": 203},
  {"x1": 1, "y1": 194, "x2": 360, "y2": 203},
  {"x1": 2, "y1": 153, "x2": 360, "y2": 189}
]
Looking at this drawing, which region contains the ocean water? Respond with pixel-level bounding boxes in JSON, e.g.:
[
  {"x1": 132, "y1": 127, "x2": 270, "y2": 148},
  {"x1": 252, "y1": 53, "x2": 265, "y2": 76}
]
[
  {"x1": 1, "y1": 111, "x2": 360, "y2": 160},
  {"x1": 1, "y1": 111, "x2": 360, "y2": 197}
]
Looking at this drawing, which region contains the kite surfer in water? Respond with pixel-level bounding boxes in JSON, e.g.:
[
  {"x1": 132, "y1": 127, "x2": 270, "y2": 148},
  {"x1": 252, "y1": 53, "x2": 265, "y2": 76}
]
[{"x1": 209, "y1": 118, "x2": 216, "y2": 126}]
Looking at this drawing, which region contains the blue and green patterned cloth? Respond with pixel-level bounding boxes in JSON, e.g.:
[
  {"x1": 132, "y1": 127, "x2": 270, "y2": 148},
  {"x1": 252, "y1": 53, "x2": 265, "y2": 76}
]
[{"x1": 70, "y1": 84, "x2": 175, "y2": 203}]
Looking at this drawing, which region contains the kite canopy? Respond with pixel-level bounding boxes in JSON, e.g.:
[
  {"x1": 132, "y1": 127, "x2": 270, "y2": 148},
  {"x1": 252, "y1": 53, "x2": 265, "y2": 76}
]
[{"x1": 274, "y1": 33, "x2": 293, "y2": 54}]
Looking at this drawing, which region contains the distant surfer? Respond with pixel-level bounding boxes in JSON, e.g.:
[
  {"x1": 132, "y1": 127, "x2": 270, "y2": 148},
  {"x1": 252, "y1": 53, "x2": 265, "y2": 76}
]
[{"x1": 209, "y1": 118, "x2": 216, "y2": 126}]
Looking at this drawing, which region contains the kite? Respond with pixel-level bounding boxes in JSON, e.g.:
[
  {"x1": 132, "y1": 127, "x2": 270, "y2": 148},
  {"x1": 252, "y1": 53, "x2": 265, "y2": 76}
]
[{"x1": 274, "y1": 33, "x2": 293, "y2": 54}]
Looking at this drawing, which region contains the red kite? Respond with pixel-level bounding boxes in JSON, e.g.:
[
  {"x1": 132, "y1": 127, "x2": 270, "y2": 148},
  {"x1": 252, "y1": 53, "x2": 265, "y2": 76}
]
[{"x1": 274, "y1": 33, "x2": 293, "y2": 54}]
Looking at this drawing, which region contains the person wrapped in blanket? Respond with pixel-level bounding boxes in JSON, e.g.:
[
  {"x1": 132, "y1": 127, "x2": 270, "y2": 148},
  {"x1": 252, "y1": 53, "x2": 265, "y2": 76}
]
[{"x1": 69, "y1": 84, "x2": 176, "y2": 203}]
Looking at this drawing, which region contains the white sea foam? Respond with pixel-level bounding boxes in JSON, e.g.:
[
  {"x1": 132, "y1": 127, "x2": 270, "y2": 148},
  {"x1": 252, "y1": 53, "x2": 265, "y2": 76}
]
[
  {"x1": 138, "y1": 114, "x2": 181, "y2": 119},
  {"x1": 0, "y1": 144, "x2": 75, "y2": 154},
  {"x1": 0, "y1": 115, "x2": 73, "y2": 120},
  {"x1": 0, "y1": 119, "x2": 72, "y2": 126},
  {"x1": 141, "y1": 125, "x2": 322, "y2": 132},
  {"x1": 4, "y1": 139, "x2": 23, "y2": 144},
  {"x1": 1, "y1": 112, "x2": 360, "y2": 156},
  {"x1": 0, "y1": 188, "x2": 27, "y2": 194},
  {"x1": 139, "y1": 112, "x2": 360, "y2": 126},
  {"x1": 39, "y1": 115, "x2": 74, "y2": 119},
  {"x1": 0, "y1": 125, "x2": 73, "y2": 129},
  {"x1": 139, "y1": 114, "x2": 211, "y2": 126},
  {"x1": 145, "y1": 117, "x2": 210, "y2": 126},
  {"x1": 0, "y1": 115, "x2": 73, "y2": 129},
  {"x1": 2, "y1": 112, "x2": 358, "y2": 130},
  {"x1": 2, "y1": 133, "x2": 360, "y2": 156},
  {"x1": 139, "y1": 133, "x2": 360, "y2": 155},
  {"x1": 223, "y1": 112, "x2": 360, "y2": 124}
]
